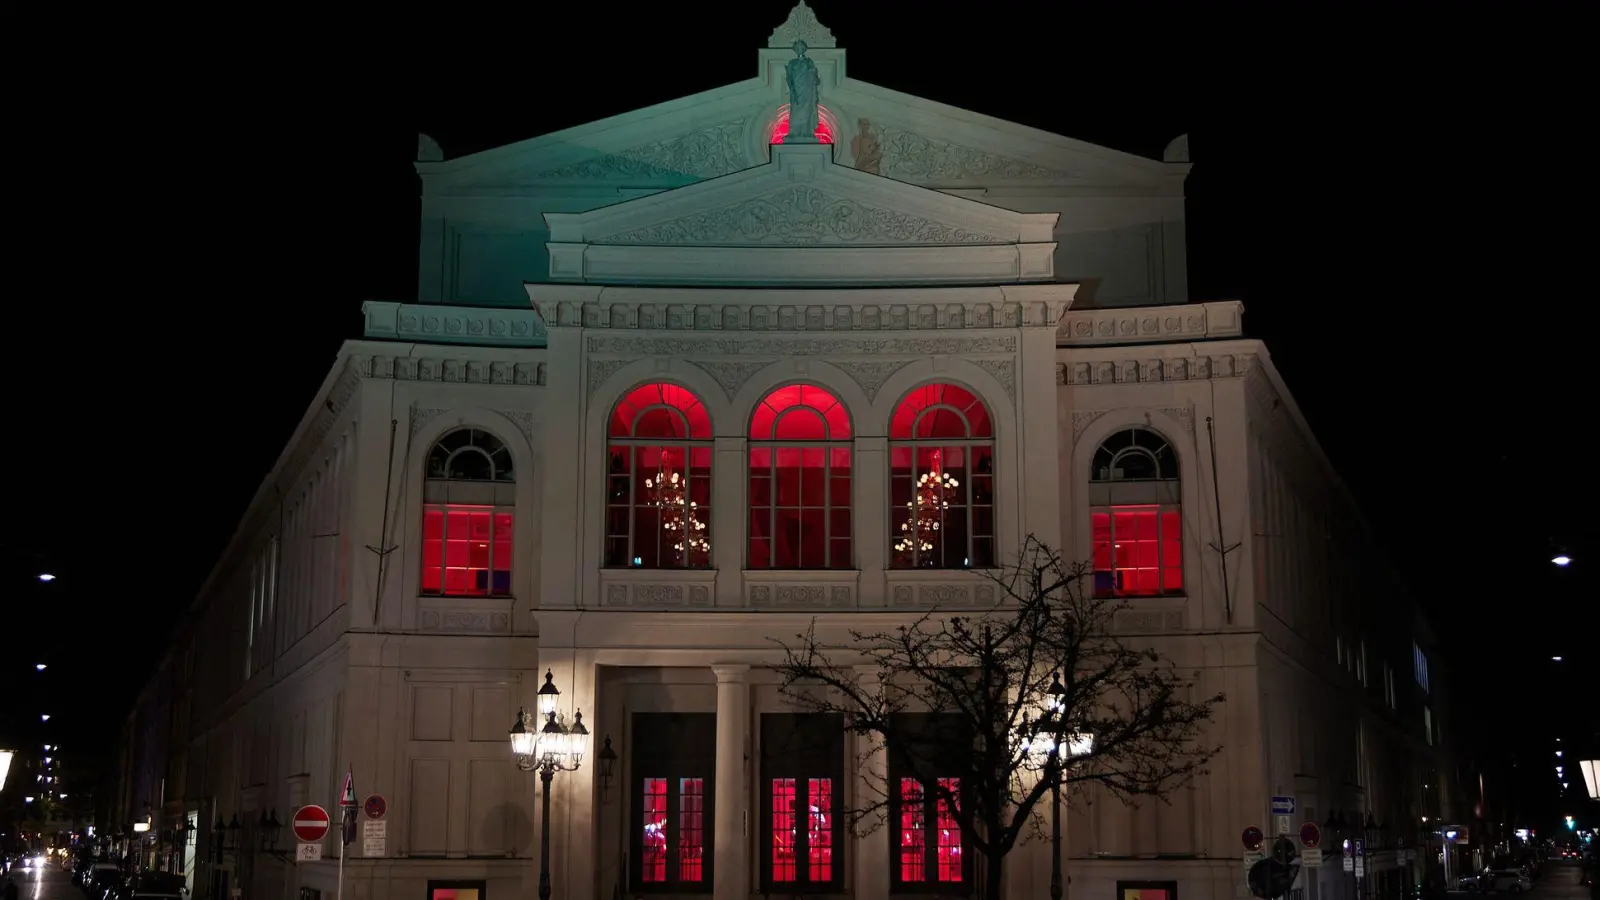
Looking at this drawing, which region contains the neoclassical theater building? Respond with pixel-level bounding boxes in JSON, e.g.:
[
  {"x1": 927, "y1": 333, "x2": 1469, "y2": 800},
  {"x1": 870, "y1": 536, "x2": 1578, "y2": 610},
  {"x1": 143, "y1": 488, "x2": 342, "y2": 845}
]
[{"x1": 114, "y1": 6, "x2": 1461, "y2": 900}]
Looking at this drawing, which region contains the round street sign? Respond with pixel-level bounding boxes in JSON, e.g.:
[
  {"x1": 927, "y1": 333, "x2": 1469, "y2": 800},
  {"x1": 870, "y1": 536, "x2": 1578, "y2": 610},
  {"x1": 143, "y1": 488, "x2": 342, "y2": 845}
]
[
  {"x1": 292, "y1": 805, "x2": 331, "y2": 843},
  {"x1": 1300, "y1": 822, "x2": 1322, "y2": 849},
  {"x1": 1242, "y1": 826, "x2": 1265, "y2": 851},
  {"x1": 364, "y1": 795, "x2": 387, "y2": 820}
]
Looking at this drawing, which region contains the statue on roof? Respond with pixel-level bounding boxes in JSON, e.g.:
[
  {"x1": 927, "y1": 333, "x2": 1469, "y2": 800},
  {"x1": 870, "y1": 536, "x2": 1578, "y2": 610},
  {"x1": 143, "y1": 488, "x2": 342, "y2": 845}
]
[{"x1": 785, "y1": 40, "x2": 821, "y2": 144}]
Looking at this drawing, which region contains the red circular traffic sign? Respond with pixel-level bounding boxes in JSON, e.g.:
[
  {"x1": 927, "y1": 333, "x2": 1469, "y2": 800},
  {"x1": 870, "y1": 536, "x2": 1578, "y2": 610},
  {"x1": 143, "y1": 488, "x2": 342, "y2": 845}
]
[
  {"x1": 1242, "y1": 826, "x2": 1265, "y2": 851},
  {"x1": 292, "y1": 805, "x2": 330, "y2": 842},
  {"x1": 1300, "y1": 822, "x2": 1322, "y2": 849},
  {"x1": 363, "y1": 795, "x2": 387, "y2": 820}
]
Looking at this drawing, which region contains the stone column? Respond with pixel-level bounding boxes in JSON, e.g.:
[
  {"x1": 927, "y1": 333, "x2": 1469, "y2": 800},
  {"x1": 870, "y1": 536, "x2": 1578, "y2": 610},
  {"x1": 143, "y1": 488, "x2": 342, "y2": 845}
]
[
  {"x1": 712, "y1": 665, "x2": 751, "y2": 900},
  {"x1": 853, "y1": 665, "x2": 890, "y2": 900}
]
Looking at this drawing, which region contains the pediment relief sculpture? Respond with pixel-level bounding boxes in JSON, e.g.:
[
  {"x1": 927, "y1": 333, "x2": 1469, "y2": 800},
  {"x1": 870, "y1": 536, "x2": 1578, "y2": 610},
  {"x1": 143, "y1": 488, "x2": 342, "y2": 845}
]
[
  {"x1": 526, "y1": 118, "x2": 754, "y2": 181},
  {"x1": 596, "y1": 185, "x2": 1005, "y2": 246}
]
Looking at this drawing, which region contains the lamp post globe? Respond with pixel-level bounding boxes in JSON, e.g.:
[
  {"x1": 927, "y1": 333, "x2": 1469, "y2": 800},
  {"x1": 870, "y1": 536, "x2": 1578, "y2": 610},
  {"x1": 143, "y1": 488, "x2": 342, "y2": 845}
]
[{"x1": 537, "y1": 669, "x2": 560, "y2": 717}]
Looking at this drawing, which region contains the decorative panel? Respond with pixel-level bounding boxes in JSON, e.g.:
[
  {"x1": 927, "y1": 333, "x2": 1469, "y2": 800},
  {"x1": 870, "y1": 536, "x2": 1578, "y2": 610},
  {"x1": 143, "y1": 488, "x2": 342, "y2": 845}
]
[
  {"x1": 599, "y1": 572, "x2": 716, "y2": 608},
  {"x1": 470, "y1": 687, "x2": 511, "y2": 742},
  {"x1": 467, "y1": 758, "x2": 511, "y2": 855},
  {"x1": 408, "y1": 758, "x2": 451, "y2": 855},
  {"x1": 744, "y1": 573, "x2": 859, "y2": 609},
  {"x1": 885, "y1": 573, "x2": 999, "y2": 609},
  {"x1": 411, "y1": 687, "x2": 455, "y2": 742},
  {"x1": 416, "y1": 598, "x2": 514, "y2": 634}
]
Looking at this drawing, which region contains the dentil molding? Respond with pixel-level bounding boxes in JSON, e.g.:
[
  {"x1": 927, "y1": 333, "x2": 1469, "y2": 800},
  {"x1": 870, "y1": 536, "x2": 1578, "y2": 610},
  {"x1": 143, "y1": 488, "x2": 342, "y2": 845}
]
[
  {"x1": 1056, "y1": 351, "x2": 1257, "y2": 387},
  {"x1": 586, "y1": 333, "x2": 1018, "y2": 357},
  {"x1": 350, "y1": 352, "x2": 545, "y2": 386}
]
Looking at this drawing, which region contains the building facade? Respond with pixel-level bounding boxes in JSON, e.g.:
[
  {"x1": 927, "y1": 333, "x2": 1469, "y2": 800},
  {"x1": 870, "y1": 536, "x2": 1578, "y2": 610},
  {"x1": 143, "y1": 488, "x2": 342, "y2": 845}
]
[{"x1": 113, "y1": 6, "x2": 1466, "y2": 900}]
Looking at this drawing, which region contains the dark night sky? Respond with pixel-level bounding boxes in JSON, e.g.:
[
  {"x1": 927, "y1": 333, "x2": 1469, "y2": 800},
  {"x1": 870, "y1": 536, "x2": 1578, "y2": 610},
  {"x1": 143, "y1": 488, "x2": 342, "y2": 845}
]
[{"x1": 8, "y1": 3, "x2": 1592, "y2": 822}]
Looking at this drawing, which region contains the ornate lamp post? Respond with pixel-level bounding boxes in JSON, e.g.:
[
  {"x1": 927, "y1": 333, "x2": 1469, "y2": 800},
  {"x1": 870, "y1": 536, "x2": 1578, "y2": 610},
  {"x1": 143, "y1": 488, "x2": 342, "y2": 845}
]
[
  {"x1": 1025, "y1": 672, "x2": 1094, "y2": 900},
  {"x1": 510, "y1": 669, "x2": 590, "y2": 900}
]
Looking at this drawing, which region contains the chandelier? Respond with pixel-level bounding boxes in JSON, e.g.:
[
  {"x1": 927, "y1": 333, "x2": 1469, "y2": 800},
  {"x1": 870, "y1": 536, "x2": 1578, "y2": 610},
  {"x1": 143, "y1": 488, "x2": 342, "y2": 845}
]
[
  {"x1": 895, "y1": 454, "x2": 958, "y2": 564},
  {"x1": 645, "y1": 465, "x2": 709, "y2": 562}
]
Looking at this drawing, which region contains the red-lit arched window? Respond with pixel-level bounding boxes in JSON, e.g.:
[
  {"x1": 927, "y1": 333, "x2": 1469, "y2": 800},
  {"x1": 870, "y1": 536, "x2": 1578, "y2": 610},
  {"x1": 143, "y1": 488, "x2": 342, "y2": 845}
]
[
  {"x1": 749, "y1": 385, "x2": 852, "y2": 569},
  {"x1": 889, "y1": 383, "x2": 995, "y2": 569},
  {"x1": 605, "y1": 383, "x2": 714, "y2": 569},
  {"x1": 1088, "y1": 427, "x2": 1182, "y2": 597},
  {"x1": 770, "y1": 105, "x2": 835, "y2": 145}
]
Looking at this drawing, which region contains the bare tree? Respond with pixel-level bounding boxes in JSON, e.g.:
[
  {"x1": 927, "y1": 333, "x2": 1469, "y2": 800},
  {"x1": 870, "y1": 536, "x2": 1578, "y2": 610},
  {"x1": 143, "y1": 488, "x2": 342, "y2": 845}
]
[{"x1": 772, "y1": 536, "x2": 1224, "y2": 899}]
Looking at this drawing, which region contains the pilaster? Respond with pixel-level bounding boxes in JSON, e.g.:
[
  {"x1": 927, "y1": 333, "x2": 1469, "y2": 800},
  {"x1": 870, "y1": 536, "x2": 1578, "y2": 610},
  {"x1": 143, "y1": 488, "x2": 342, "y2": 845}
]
[
  {"x1": 712, "y1": 664, "x2": 752, "y2": 900},
  {"x1": 712, "y1": 437, "x2": 746, "y2": 606},
  {"x1": 1019, "y1": 327, "x2": 1064, "y2": 550},
  {"x1": 854, "y1": 436, "x2": 888, "y2": 605},
  {"x1": 542, "y1": 330, "x2": 585, "y2": 609}
]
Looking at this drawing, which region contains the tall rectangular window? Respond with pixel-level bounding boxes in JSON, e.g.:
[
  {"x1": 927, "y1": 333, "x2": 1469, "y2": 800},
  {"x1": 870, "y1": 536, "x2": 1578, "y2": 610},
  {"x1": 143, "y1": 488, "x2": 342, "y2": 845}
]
[
  {"x1": 632, "y1": 713, "x2": 715, "y2": 893},
  {"x1": 421, "y1": 505, "x2": 513, "y2": 596},
  {"x1": 1413, "y1": 642, "x2": 1430, "y2": 694},
  {"x1": 1090, "y1": 506, "x2": 1183, "y2": 597},
  {"x1": 761, "y1": 714, "x2": 844, "y2": 892},
  {"x1": 889, "y1": 714, "x2": 971, "y2": 893}
]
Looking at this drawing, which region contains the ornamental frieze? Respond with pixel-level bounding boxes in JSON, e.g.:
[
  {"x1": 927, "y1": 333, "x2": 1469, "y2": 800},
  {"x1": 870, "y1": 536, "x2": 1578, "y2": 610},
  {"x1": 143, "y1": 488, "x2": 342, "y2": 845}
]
[
  {"x1": 873, "y1": 126, "x2": 1078, "y2": 183},
  {"x1": 586, "y1": 334, "x2": 1018, "y2": 357},
  {"x1": 599, "y1": 186, "x2": 1005, "y2": 246},
  {"x1": 353, "y1": 354, "x2": 545, "y2": 386},
  {"x1": 548, "y1": 299, "x2": 1055, "y2": 332},
  {"x1": 1056, "y1": 352, "x2": 1256, "y2": 386}
]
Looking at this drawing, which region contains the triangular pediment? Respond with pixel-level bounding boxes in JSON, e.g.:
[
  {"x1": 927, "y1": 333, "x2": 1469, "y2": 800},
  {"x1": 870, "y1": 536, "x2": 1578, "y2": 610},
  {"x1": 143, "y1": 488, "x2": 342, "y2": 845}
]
[
  {"x1": 416, "y1": 69, "x2": 1185, "y2": 194},
  {"x1": 542, "y1": 144, "x2": 1059, "y2": 286}
]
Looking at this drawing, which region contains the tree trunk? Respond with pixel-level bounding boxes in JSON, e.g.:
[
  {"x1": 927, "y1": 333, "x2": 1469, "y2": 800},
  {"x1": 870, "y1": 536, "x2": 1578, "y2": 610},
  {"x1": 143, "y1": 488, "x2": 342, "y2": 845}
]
[{"x1": 983, "y1": 851, "x2": 1005, "y2": 900}]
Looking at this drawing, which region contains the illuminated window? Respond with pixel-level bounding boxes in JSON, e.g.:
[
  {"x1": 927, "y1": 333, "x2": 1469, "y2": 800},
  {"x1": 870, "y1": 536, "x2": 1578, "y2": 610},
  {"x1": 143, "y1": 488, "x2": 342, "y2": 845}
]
[
  {"x1": 427, "y1": 883, "x2": 484, "y2": 900},
  {"x1": 889, "y1": 383, "x2": 995, "y2": 569},
  {"x1": 605, "y1": 383, "x2": 714, "y2": 569},
  {"x1": 761, "y1": 714, "x2": 844, "y2": 891},
  {"x1": 632, "y1": 713, "x2": 715, "y2": 893},
  {"x1": 1117, "y1": 880, "x2": 1178, "y2": 900},
  {"x1": 422, "y1": 429, "x2": 515, "y2": 596},
  {"x1": 889, "y1": 715, "x2": 970, "y2": 893},
  {"x1": 770, "y1": 104, "x2": 834, "y2": 144},
  {"x1": 749, "y1": 385, "x2": 853, "y2": 570},
  {"x1": 1089, "y1": 428, "x2": 1182, "y2": 598},
  {"x1": 1413, "y1": 642, "x2": 1430, "y2": 694}
]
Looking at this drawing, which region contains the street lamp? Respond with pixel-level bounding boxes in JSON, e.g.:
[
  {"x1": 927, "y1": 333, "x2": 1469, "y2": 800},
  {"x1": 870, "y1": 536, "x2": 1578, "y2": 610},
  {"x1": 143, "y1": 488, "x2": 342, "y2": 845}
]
[
  {"x1": 258, "y1": 809, "x2": 283, "y2": 852},
  {"x1": 510, "y1": 670, "x2": 591, "y2": 900},
  {"x1": 1029, "y1": 671, "x2": 1095, "y2": 900},
  {"x1": 1551, "y1": 555, "x2": 1571, "y2": 567},
  {"x1": 597, "y1": 735, "x2": 619, "y2": 795}
]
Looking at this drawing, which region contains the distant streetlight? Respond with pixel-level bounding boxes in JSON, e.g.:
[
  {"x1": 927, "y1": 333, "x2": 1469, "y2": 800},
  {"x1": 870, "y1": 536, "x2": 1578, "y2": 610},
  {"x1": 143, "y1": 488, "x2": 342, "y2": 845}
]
[
  {"x1": 35, "y1": 663, "x2": 46, "y2": 671},
  {"x1": 1551, "y1": 555, "x2": 1572, "y2": 566},
  {"x1": 40, "y1": 714, "x2": 50, "y2": 722},
  {"x1": 1552, "y1": 656, "x2": 1563, "y2": 662},
  {"x1": 37, "y1": 573, "x2": 55, "y2": 582}
]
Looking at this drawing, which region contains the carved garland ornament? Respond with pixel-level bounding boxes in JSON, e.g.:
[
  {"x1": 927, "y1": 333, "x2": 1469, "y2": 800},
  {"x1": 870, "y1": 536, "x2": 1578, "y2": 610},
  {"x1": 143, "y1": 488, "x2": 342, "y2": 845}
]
[
  {"x1": 874, "y1": 127, "x2": 1077, "y2": 183},
  {"x1": 832, "y1": 360, "x2": 913, "y2": 402},
  {"x1": 602, "y1": 186, "x2": 1004, "y2": 246},
  {"x1": 688, "y1": 359, "x2": 778, "y2": 400}
]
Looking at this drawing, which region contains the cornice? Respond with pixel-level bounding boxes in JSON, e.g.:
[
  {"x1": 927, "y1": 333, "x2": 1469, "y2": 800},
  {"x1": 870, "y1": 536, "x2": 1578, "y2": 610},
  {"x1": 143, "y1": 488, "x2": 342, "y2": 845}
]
[
  {"x1": 528, "y1": 283, "x2": 1078, "y2": 332},
  {"x1": 363, "y1": 300, "x2": 547, "y2": 347},
  {"x1": 1057, "y1": 300, "x2": 1244, "y2": 346},
  {"x1": 348, "y1": 350, "x2": 546, "y2": 386},
  {"x1": 1056, "y1": 339, "x2": 1261, "y2": 386}
]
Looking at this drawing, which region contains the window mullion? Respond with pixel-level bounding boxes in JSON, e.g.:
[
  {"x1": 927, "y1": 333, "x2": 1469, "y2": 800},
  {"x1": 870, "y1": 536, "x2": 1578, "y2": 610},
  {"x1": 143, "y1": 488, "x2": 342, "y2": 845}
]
[{"x1": 626, "y1": 445, "x2": 637, "y2": 567}]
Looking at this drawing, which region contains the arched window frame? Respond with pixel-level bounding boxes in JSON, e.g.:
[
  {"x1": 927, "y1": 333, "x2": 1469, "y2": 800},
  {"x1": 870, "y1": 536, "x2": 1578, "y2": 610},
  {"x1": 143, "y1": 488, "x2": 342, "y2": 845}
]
[
  {"x1": 1087, "y1": 426, "x2": 1183, "y2": 598},
  {"x1": 422, "y1": 428, "x2": 516, "y2": 597},
  {"x1": 747, "y1": 383, "x2": 853, "y2": 571},
  {"x1": 887, "y1": 383, "x2": 996, "y2": 570},
  {"x1": 605, "y1": 382, "x2": 715, "y2": 570}
]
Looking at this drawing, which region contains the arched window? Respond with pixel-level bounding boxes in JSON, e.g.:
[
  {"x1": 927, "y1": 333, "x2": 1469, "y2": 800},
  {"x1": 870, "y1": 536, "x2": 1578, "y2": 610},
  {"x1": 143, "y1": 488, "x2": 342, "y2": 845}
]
[
  {"x1": 888, "y1": 383, "x2": 995, "y2": 569},
  {"x1": 770, "y1": 105, "x2": 835, "y2": 144},
  {"x1": 1088, "y1": 427, "x2": 1182, "y2": 597},
  {"x1": 422, "y1": 428, "x2": 515, "y2": 596},
  {"x1": 605, "y1": 383, "x2": 714, "y2": 569},
  {"x1": 749, "y1": 385, "x2": 852, "y2": 569}
]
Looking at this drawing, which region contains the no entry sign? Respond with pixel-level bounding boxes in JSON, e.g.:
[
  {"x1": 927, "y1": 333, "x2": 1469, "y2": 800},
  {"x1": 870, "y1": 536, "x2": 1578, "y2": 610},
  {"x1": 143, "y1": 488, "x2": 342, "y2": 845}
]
[{"x1": 293, "y1": 805, "x2": 331, "y2": 843}]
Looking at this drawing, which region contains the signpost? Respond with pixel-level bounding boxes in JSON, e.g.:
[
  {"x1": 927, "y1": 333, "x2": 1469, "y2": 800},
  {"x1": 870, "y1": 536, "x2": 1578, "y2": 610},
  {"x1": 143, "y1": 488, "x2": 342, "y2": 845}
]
[
  {"x1": 293, "y1": 805, "x2": 330, "y2": 863},
  {"x1": 1271, "y1": 796, "x2": 1296, "y2": 816},
  {"x1": 1242, "y1": 826, "x2": 1265, "y2": 851},
  {"x1": 362, "y1": 794, "x2": 388, "y2": 858},
  {"x1": 1300, "y1": 822, "x2": 1322, "y2": 849},
  {"x1": 1275, "y1": 815, "x2": 1292, "y2": 836}
]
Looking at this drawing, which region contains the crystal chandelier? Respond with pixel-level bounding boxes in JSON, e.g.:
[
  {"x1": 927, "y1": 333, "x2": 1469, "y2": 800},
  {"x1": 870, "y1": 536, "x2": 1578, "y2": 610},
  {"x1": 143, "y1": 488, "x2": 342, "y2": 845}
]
[
  {"x1": 645, "y1": 465, "x2": 709, "y2": 562},
  {"x1": 895, "y1": 453, "x2": 958, "y2": 564}
]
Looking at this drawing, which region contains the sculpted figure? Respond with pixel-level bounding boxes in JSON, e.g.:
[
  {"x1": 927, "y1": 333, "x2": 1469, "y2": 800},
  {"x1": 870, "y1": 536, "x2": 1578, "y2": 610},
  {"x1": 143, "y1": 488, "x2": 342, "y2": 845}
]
[
  {"x1": 785, "y1": 40, "x2": 821, "y2": 143},
  {"x1": 851, "y1": 118, "x2": 882, "y2": 174}
]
